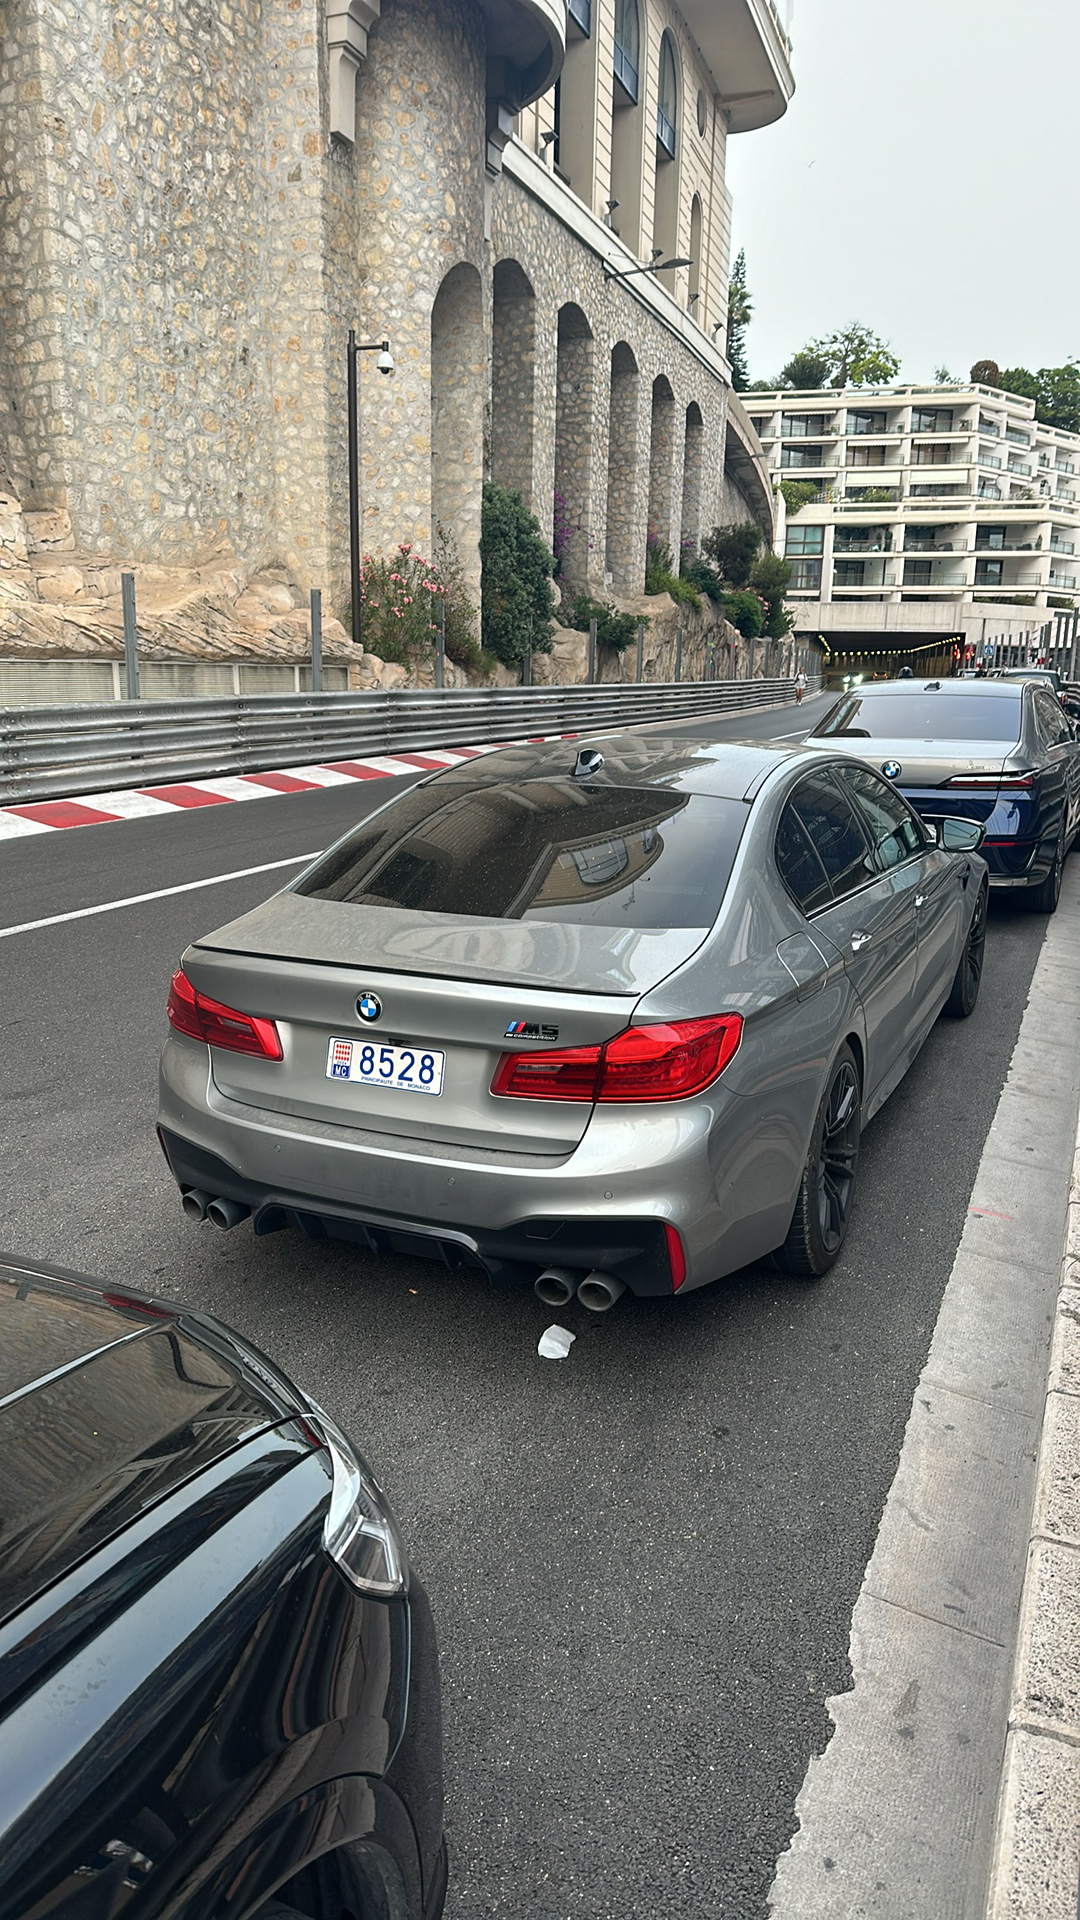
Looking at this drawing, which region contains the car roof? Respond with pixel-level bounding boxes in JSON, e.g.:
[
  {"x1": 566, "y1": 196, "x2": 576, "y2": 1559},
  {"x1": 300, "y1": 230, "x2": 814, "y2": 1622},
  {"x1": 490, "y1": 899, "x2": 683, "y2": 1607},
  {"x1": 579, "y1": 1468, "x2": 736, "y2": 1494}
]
[
  {"x1": 0, "y1": 1256, "x2": 299, "y2": 1626},
  {"x1": 425, "y1": 730, "x2": 810, "y2": 802},
  {"x1": 842, "y1": 678, "x2": 1025, "y2": 698}
]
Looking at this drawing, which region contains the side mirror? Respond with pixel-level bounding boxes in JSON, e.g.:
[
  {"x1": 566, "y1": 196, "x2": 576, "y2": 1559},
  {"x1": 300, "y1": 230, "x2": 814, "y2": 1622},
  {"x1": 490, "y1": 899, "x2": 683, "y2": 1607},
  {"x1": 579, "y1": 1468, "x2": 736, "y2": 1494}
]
[{"x1": 929, "y1": 816, "x2": 986, "y2": 853}]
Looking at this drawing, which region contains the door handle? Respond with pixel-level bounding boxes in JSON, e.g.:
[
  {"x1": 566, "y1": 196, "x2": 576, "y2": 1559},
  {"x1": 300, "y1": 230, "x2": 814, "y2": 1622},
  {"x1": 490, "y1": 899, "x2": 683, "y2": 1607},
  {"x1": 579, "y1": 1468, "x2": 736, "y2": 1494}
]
[
  {"x1": 850, "y1": 930, "x2": 872, "y2": 952},
  {"x1": 914, "y1": 894, "x2": 926, "y2": 909}
]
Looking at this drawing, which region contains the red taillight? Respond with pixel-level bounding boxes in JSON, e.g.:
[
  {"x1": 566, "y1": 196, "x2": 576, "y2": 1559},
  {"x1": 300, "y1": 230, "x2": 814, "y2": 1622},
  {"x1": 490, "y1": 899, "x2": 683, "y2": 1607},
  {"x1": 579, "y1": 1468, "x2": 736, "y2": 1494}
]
[
  {"x1": 943, "y1": 772, "x2": 1034, "y2": 790},
  {"x1": 167, "y1": 967, "x2": 283, "y2": 1060},
  {"x1": 491, "y1": 1014, "x2": 742, "y2": 1104},
  {"x1": 490, "y1": 1044, "x2": 601, "y2": 1101},
  {"x1": 664, "y1": 1222, "x2": 687, "y2": 1291}
]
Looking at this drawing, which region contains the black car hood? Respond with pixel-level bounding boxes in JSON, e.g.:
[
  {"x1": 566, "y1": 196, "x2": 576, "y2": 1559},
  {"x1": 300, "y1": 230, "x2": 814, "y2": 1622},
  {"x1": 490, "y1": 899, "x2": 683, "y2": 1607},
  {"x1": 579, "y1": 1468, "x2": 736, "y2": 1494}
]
[{"x1": 0, "y1": 1259, "x2": 296, "y2": 1626}]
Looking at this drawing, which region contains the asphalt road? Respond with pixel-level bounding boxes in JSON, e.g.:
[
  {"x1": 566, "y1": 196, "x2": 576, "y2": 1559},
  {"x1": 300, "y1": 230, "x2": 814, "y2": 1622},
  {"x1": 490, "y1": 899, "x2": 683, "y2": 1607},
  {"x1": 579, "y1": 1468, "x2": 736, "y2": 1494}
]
[{"x1": 0, "y1": 693, "x2": 1054, "y2": 1919}]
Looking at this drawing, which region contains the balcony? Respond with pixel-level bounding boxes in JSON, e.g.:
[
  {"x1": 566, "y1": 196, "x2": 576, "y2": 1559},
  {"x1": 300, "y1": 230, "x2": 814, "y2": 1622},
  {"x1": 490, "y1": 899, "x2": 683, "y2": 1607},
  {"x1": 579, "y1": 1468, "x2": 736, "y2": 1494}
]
[
  {"x1": 656, "y1": 100, "x2": 675, "y2": 156},
  {"x1": 677, "y1": 0, "x2": 794, "y2": 131},
  {"x1": 1050, "y1": 539, "x2": 1076, "y2": 555},
  {"x1": 978, "y1": 418, "x2": 1001, "y2": 436},
  {"x1": 481, "y1": 0, "x2": 564, "y2": 109},
  {"x1": 1005, "y1": 429, "x2": 1030, "y2": 447},
  {"x1": 1007, "y1": 461, "x2": 1033, "y2": 477},
  {"x1": 979, "y1": 451, "x2": 1002, "y2": 469}
]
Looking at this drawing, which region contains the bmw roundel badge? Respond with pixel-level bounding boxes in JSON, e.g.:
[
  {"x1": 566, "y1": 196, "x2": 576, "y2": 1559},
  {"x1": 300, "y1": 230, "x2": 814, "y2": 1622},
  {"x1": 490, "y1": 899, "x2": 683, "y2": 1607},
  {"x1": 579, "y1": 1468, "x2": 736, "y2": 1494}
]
[
  {"x1": 882, "y1": 760, "x2": 902, "y2": 781},
  {"x1": 356, "y1": 991, "x2": 382, "y2": 1024}
]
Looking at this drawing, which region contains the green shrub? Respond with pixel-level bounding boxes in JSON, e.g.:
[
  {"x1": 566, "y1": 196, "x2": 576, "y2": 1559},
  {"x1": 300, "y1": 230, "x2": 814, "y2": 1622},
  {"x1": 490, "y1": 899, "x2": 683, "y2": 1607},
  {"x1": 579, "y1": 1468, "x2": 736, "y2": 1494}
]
[
  {"x1": 701, "y1": 522, "x2": 762, "y2": 588},
  {"x1": 644, "y1": 536, "x2": 701, "y2": 607},
  {"x1": 779, "y1": 479, "x2": 818, "y2": 518},
  {"x1": 749, "y1": 549, "x2": 795, "y2": 639},
  {"x1": 480, "y1": 483, "x2": 556, "y2": 667},
  {"x1": 723, "y1": 588, "x2": 767, "y2": 638},
  {"x1": 567, "y1": 593, "x2": 639, "y2": 652}
]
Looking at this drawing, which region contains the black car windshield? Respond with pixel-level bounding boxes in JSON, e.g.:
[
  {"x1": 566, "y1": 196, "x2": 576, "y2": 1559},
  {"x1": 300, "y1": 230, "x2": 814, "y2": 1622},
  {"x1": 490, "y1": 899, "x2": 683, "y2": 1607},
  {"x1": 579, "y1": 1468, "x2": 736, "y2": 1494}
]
[
  {"x1": 294, "y1": 781, "x2": 749, "y2": 929},
  {"x1": 813, "y1": 690, "x2": 1023, "y2": 743}
]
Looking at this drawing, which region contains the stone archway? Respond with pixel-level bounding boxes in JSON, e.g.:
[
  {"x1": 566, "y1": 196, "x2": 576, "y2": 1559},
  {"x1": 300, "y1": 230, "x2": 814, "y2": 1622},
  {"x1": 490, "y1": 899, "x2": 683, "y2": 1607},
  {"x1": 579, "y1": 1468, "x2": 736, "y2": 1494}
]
[
  {"x1": 681, "y1": 401, "x2": 704, "y2": 559},
  {"x1": 431, "y1": 261, "x2": 484, "y2": 609},
  {"x1": 554, "y1": 302, "x2": 595, "y2": 593},
  {"x1": 491, "y1": 260, "x2": 537, "y2": 511},
  {"x1": 606, "y1": 341, "x2": 640, "y2": 593},
  {"x1": 648, "y1": 373, "x2": 677, "y2": 565}
]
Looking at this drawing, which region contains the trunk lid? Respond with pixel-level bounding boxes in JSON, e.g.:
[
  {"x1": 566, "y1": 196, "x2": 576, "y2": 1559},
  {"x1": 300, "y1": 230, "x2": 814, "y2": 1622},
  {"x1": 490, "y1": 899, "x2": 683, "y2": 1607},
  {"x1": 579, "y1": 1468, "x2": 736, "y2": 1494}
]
[
  {"x1": 186, "y1": 927, "x2": 662, "y2": 1153},
  {"x1": 825, "y1": 736, "x2": 1014, "y2": 790}
]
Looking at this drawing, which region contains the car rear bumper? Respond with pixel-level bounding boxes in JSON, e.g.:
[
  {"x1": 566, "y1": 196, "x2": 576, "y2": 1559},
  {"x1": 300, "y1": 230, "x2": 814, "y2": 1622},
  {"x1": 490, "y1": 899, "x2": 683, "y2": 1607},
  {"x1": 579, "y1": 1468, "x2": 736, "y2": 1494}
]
[{"x1": 157, "y1": 1033, "x2": 797, "y2": 1296}]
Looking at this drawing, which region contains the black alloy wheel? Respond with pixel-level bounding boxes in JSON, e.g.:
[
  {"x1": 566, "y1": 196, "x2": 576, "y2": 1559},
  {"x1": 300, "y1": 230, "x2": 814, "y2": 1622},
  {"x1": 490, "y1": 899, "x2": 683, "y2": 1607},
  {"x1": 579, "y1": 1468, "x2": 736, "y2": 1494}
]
[
  {"x1": 1028, "y1": 825, "x2": 1065, "y2": 914},
  {"x1": 944, "y1": 877, "x2": 988, "y2": 1018},
  {"x1": 775, "y1": 1043, "x2": 861, "y2": 1279}
]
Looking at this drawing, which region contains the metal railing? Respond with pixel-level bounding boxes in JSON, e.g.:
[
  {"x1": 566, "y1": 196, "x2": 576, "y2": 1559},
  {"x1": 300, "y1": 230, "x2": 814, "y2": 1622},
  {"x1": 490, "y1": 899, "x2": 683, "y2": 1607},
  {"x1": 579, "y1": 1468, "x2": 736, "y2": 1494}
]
[{"x1": 0, "y1": 678, "x2": 817, "y2": 807}]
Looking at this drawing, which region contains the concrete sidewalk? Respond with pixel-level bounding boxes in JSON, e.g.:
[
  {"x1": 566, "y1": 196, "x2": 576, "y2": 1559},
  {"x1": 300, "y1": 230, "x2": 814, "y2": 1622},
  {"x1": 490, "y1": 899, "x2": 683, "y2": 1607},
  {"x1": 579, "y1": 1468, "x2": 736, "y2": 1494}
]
[
  {"x1": 768, "y1": 865, "x2": 1080, "y2": 1919},
  {"x1": 984, "y1": 1143, "x2": 1080, "y2": 1918}
]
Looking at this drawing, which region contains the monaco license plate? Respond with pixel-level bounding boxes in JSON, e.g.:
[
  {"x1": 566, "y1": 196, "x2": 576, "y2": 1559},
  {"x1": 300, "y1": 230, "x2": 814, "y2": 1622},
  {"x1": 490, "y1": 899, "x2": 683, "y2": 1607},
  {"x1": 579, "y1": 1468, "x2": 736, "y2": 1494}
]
[{"x1": 325, "y1": 1036, "x2": 445, "y2": 1096}]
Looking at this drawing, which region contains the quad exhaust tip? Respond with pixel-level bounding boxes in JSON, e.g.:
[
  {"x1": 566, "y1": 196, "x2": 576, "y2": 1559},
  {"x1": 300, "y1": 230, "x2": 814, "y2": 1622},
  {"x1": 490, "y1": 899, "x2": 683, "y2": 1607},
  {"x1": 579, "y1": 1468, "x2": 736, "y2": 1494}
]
[
  {"x1": 181, "y1": 1189, "x2": 251, "y2": 1231},
  {"x1": 533, "y1": 1266, "x2": 627, "y2": 1311},
  {"x1": 534, "y1": 1266, "x2": 578, "y2": 1307},
  {"x1": 576, "y1": 1270, "x2": 626, "y2": 1313}
]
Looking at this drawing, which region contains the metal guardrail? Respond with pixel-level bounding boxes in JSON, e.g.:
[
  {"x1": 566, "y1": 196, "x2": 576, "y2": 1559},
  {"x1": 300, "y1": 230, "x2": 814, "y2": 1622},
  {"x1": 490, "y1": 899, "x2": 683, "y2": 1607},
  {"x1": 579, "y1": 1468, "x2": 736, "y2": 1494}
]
[{"x1": 0, "y1": 679, "x2": 816, "y2": 806}]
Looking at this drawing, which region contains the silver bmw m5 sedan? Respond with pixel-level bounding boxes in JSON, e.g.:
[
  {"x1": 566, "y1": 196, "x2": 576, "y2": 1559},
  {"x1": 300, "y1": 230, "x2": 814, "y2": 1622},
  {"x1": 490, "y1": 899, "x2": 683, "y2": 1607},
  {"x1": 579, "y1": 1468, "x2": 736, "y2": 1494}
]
[{"x1": 157, "y1": 731, "x2": 988, "y2": 1306}]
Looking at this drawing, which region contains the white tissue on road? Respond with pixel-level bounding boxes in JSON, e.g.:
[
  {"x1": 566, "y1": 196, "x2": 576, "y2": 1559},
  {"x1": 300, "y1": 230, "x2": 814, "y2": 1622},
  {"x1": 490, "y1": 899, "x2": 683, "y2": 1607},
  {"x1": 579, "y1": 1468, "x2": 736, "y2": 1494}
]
[{"x1": 538, "y1": 1324, "x2": 576, "y2": 1360}]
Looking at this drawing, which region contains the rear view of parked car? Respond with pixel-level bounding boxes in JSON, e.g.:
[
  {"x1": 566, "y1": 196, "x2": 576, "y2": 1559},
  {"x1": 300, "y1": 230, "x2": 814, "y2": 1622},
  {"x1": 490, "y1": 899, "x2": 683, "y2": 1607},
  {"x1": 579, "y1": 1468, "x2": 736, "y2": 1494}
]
[
  {"x1": 811, "y1": 677, "x2": 1080, "y2": 911},
  {"x1": 0, "y1": 1256, "x2": 445, "y2": 1920},
  {"x1": 157, "y1": 731, "x2": 988, "y2": 1300}
]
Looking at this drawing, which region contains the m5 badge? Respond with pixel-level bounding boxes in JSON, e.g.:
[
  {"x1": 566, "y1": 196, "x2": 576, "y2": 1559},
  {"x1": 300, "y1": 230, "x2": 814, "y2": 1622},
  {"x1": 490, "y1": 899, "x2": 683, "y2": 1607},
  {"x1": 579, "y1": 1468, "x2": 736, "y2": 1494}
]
[{"x1": 505, "y1": 1020, "x2": 559, "y2": 1042}]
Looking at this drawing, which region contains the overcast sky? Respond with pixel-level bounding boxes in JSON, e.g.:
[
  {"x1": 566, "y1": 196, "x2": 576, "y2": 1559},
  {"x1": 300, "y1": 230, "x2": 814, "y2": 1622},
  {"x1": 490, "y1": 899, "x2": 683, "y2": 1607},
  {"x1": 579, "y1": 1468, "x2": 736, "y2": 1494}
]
[{"x1": 725, "y1": 0, "x2": 1080, "y2": 386}]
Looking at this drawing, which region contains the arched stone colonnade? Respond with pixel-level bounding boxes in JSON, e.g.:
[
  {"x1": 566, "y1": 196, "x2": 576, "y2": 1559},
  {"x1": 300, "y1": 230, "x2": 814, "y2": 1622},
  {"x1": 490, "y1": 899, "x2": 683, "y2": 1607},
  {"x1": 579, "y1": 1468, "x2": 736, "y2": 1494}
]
[{"x1": 426, "y1": 239, "x2": 729, "y2": 613}]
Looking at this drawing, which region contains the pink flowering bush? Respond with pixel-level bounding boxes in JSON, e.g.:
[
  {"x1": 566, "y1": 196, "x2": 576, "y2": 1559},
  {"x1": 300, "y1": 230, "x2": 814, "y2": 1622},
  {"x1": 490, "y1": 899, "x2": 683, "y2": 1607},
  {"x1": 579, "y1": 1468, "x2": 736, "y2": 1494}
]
[{"x1": 357, "y1": 536, "x2": 480, "y2": 669}]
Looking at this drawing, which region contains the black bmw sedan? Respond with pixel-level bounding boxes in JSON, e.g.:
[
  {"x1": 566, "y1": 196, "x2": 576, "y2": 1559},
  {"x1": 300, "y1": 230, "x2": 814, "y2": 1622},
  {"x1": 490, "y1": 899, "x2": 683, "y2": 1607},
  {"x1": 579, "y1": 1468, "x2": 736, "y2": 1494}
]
[
  {"x1": 0, "y1": 1256, "x2": 446, "y2": 1920},
  {"x1": 811, "y1": 677, "x2": 1080, "y2": 911}
]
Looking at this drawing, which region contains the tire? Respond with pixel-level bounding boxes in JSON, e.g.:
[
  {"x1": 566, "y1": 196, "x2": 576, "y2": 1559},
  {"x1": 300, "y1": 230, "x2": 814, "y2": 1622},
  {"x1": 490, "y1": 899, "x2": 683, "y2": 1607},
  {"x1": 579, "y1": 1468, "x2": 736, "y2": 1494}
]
[
  {"x1": 1027, "y1": 826, "x2": 1064, "y2": 913},
  {"x1": 774, "y1": 1043, "x2": 861, "y2": 1279},
  {"x1": 943, "y1": 877, "x2": 988, "y2": 1018}
]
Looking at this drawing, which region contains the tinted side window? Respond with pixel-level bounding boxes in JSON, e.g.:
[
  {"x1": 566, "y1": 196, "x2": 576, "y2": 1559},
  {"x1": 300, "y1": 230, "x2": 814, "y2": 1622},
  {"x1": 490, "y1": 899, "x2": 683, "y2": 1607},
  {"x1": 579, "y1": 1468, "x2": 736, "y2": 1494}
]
[
  {"x1": 776, "y1": 804, "x2": 833, "y2": 914},
  {"x1": 1034, "y1": 690, "x2": 1071, "y2": 747},
  {"x1": 790, "y1": 772, "x2": 875, "y2": 902},
  {"x1": 836, "y1": 765, "x2": 925, "y2": 870}
]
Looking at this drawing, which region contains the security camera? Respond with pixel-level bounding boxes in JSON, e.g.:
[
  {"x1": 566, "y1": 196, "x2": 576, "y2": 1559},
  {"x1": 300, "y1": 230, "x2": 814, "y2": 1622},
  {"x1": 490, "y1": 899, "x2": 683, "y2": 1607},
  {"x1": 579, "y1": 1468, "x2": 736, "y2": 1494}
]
[{"x1": 376, "y1": 346, "x2": 394, "y2": 376}]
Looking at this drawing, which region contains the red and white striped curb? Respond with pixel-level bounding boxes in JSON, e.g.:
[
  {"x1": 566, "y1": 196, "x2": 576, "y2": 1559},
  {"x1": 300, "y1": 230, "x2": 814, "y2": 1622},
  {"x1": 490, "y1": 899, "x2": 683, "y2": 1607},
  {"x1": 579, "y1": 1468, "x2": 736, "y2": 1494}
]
[{"x1": 0, "y1": 738, "x2": 575, "y2": 841}]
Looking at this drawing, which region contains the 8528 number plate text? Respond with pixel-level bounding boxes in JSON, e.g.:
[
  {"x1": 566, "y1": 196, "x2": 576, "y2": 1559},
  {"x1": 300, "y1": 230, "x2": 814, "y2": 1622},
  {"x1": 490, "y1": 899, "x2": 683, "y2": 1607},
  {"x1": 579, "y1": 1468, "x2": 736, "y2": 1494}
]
[{"x1": 325, "y1": 1036, "x2": 444, "y2": 1096}]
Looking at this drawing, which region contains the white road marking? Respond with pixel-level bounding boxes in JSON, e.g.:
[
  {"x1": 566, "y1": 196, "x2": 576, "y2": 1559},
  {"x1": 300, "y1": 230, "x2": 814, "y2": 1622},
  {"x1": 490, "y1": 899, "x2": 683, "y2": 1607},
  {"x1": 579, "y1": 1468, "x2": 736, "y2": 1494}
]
[
  {"x1": 0, "y1": 854, "x2": 318, "y2": 941},
  {"x1": 0, "y1": 811, "x2": 53, "y2": 840},
  {"x1": 181, "y1": 776, "x2": 279, "y2": 802},
  {"x1": 64, "y1": 789, "x2": 181, "y2": 819},
  {"x1": 275, "y1": 763, "x2": 369, "y2": 786}
]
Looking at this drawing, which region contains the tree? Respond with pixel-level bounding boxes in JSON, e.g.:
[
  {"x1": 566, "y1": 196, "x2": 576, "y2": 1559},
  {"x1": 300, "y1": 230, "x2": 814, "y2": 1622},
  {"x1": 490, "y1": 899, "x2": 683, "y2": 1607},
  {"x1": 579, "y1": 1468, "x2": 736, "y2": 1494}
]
[
  {"x1": 999, "y1": 363, "x2": 1080, "y2": 434},
  {"x1": 701, "y1": 521, "x2": 762, "y2": 589},
  {"x1": 779, "y1": 348, "x2": 830, "y2": 390},
  {"x1": 726, "y1": 249, "x2": 752, "y2": 392},
  {"x1": 970, "y1": 359, "x2": 1000, "y2": 386},
  {"x1": 813, "y1": 323, "x2": 900, "y2": 387},
  {"x1": 775, "y1": 323, "x2": 899, "y2": 391},
  {"x1": 479, "y1": 483, "x2": 556, "y2": 668},
  {"x1": 779, "y1": 478, "x2": 818, "y2": 518},
  {"x1": 750, "y1": 549, "x2": 795, "y2": 639},
  {"x1": 933, "y1": 366, "x2": 962, "y2": 386}
]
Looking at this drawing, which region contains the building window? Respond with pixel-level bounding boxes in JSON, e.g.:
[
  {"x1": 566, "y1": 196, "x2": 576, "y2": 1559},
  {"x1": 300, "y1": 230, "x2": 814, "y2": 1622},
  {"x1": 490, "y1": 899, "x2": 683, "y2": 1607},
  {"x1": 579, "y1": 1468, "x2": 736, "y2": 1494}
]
[
  {"x1": 789, "y1": 560, "x2": 822, "y2": 590},
  {"x1": 614, "y1": 0, "x2": 639, "y2": 102},
  {"x1": 782, "y1": 412, "x2": 829, "y2": 437},
  {"x1": 656, "y1": 32, "x2": 677, "y2": 158},
  {"x1": 781, "y1": 446, "x2": 826, "y2": 469},
  {"x1": 975, "y1": 559, "x2": 1004, "y2": 587},
  {"x1": 910, "y1": 483, "x2": 963, "y2": 497},
  {"x1": 786, "y1": 525, "x2": 824, "y2": 555},
  {"x1": 849, "y1": 445, "x2": 887, "y2": 467},
  {"x1": 911, "y1": 443, "x2": 957, "y2": 466},
  {"x1": 912, "y1": 407, "x2": 953, "y2": 433},
  {"x1": 976, "y1": 525, "x2": 1006, "y2": 549},
  {"x1": 847, "y1": 410, "x2": 887, "y2": 435},
  {"x1": 834, "y1": 561, "x2": 866, "y2": 585},
  {"x1": 696, "y1": 88, "x2": 707, "y2": 136},
  {"x1": 567, "y1": 0, "x2": 591, "y2": 32}
]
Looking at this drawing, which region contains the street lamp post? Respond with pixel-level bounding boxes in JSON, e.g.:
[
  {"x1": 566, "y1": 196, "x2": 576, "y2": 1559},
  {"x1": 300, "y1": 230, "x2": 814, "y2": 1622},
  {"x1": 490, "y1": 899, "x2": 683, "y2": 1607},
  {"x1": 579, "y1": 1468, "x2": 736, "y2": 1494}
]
[{"x1": 346, "y1": 328, "x2": 394, "y2": 653}]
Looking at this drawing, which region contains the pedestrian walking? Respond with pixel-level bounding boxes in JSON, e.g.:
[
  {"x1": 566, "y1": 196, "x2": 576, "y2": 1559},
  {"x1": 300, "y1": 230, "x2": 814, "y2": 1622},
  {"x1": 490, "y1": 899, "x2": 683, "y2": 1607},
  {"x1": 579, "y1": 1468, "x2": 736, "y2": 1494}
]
[{"x1": 794, "y1": 669, "x2": 807, "y2": 704}]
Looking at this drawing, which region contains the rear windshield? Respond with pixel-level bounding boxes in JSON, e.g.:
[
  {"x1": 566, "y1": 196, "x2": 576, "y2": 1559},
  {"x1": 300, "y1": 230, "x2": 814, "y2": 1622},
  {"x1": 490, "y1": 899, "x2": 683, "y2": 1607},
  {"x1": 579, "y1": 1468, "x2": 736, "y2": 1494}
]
[
  {"x1": 813, "y1": 690, "x2": 1023, "y2": 743},
  {"x1": 295, "y1": 780, "x2": 749, "y2": 930}
]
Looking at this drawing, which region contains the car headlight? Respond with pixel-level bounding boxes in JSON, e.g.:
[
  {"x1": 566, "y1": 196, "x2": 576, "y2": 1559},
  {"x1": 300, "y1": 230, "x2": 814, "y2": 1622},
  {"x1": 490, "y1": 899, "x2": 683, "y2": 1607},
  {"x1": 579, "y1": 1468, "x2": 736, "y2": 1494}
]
[{"x1": 307, "y1": 1402, "x2": 409, "y2": 1598}]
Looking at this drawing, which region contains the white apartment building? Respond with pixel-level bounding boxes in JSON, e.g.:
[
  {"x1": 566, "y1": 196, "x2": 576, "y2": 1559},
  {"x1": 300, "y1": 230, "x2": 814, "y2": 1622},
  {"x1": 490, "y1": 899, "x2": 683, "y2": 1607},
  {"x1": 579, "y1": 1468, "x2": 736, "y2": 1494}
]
[{"x1": 744, "y1": 383, "x2": 1080, "y2": 617}]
